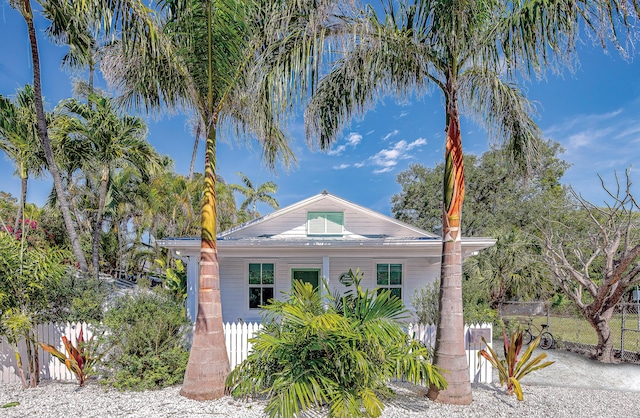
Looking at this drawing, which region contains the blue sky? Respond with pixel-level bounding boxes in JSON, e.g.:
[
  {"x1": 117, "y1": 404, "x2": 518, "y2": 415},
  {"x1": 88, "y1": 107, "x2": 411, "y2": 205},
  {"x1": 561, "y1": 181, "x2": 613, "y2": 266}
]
[{"x1": 1, "y1": 3, "x2": 640, "y2": 219}]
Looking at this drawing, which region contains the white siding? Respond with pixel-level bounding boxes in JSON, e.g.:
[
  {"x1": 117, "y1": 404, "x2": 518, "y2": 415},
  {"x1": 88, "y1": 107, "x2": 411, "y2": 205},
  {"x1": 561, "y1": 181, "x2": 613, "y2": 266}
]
[{"x1": 214, "y1": 254, "x2": 439, "y2": 323}]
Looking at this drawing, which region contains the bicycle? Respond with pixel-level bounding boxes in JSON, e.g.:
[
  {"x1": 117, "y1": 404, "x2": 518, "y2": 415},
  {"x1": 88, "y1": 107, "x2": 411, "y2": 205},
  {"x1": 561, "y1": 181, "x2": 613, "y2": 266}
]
[{"x1": 521, "y1": 317, "x2": 555, "y2": 350}]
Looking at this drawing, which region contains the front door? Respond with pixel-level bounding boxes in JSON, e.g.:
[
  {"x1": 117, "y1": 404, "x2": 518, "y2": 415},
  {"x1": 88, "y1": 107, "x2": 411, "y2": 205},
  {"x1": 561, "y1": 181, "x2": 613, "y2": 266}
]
[{"x1": 292, "y1": 268, "x2": 321, "y2": 292}]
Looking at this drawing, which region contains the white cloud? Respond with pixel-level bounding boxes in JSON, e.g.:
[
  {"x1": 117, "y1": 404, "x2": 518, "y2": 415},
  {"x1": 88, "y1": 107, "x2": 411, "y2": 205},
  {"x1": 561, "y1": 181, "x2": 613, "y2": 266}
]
[
  {"x1": 543, "y1": 106, "x2": 640, "y2": 203},
  {"x1": 328, "y1": 145, "x2": 346, "y2": 156},
  {"x1": 382, "y1": 129, "x2": 399, "y2": 141},
  {"x1": 394, "y1": 111, "x2": 409, "y2": 119},
  {"x1": 346, "y1": 132, "x2": 362, "y2": 147},
  {"x1": 369, "y1": 138, "x2": 427, "y2": 174},
  {"x1": 407, "y1": 137, "x2": 427, "y2": 149},
  {"x1": 333, "y1": 164, "x2": 350, "y2": 170},
  {"x1": 327, "y1": 132, "x2": 362, "y2": 156},
  {"x1": 354, "y1": 162, "x2": 365, "y2": 168}
]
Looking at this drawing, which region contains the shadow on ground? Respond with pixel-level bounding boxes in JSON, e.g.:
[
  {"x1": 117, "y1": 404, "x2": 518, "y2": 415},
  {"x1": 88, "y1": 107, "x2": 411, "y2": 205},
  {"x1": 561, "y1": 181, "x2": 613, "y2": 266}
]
[{"x1": 518, "y1": 348, "x2": 640, "y2": 391}]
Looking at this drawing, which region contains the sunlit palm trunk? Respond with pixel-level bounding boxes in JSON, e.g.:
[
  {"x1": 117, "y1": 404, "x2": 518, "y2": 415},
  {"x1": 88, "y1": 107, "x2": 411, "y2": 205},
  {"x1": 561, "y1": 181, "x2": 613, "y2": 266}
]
[
  {"x1": 180, "y1": 126, "x2": 230, "y2": 400},
  {"x1": 15, "y1": 172, "x2": 27, "y2": 232},
  {"x1": 21, "y1": 0, "x2": 88, "y2": 272},
  {"x1": 92, "y1": 165, "x2": 109, "y2": 277},
  {"x1": 428, "y1": 85, "x2": 472, "y2": 405}
]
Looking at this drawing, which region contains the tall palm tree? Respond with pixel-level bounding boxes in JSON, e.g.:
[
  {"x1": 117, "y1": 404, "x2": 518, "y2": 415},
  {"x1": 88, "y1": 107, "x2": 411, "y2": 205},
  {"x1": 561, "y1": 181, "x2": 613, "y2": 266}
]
[
  {"x1": 230, "y1": 172, "x2": 279, "y2": 219},
  {"x1": 8, "y1": 0, "x2": 89, "y2": 272},
  {"x1": 55, "y1": 93, "x2": 160, "y2": 276},
  {"x1": 0, "y1": 85, "x2": 47, "y2": 232},
  {"x1": 305, "y1": 0, "x2": 638, "y2": 405},
  {"x1": 83, "y1": 0, "x2": 339, "y2": 399}
]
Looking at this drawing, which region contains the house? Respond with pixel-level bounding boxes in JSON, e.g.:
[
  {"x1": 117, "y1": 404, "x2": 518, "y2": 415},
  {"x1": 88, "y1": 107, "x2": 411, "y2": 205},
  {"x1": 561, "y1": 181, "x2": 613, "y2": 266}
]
[{"x1": 158, "y1": 191, "x2": 495, "y2": 323}]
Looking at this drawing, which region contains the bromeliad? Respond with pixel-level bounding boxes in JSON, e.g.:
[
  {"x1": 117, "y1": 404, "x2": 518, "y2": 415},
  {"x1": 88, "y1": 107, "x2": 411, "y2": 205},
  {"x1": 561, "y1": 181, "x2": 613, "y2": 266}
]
[
  {"x1": 479, "y1": 328, "x2": 554, "y2": 401},
  {"x1": 40, "y1": 328, "x2": 97, "y2": 386}
]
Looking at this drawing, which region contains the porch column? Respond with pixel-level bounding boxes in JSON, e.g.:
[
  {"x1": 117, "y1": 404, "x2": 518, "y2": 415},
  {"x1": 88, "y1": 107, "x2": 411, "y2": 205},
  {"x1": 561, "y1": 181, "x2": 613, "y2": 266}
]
[
  {"x1": 322, "y1": 256, "x2": 330, "y2": 286},
  {"x1": 181, "y1": 254, "x2": 198, "y2": 323}
]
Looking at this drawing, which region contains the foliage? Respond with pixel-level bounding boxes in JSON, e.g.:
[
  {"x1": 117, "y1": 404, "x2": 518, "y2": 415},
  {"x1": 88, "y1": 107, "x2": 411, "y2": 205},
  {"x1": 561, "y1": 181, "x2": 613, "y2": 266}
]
[
  {"x1": 0, "y1": 229, "x2": 75, "y2": 387},
  {"x1": 392, "y1": 144, "x2": 567, "y2": 313},
  {"x1": 99, "y1": 289, "x2": 190, "y2": 390},
  {"x1": 227, "y1": 272, "x2": 446, "y2": 418},
  {"x1": 47, "y1": 273, "x2": 110, "y2": 323},
  {"x1": 392, "y1": 142, "x2": 568, "y2": 236},
  {"x1": 230, "y1": 172, "x2": 279, "y2": 220},
  {"x1": 39, "y1": 328, "x2": 99, "y2": 386},
  {"x1": 155, "y1": 257, "x2": 187, "y2": 304},
  {"x1": 464, "y1": 227, "x2": 553, "y2": 309},
  {"x1": 411, "y1": 278, "x2": 439, "y2": 325},
  {"x1": 479, "y1": 329, "x2": 554, "y2": 401}
]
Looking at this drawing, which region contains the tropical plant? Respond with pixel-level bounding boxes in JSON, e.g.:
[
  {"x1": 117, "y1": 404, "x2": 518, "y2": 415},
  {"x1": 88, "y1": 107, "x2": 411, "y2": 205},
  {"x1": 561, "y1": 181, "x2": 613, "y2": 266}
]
[
  {"x1": 156, "y1": 257, "x2": 188, "y2": 304},
  {"x1": 8, "y1": 0, "x2": 89, "y2": 272},
  {"x1": 0, "y1": 85, "x2": 47, "y2": 233},
  {"x1": 227, "y1": 274, "x2": 446, "y2": 418},
  {"x1": 464, "y1": 227, "x2": 552, "y2": 311},
  {"x1": 0, "y1": 230, "x2": 73, "y2": 388},
  {"x1": 479, "y1": 328, "x2": 554, "y2": 401},
  {"x1": 100, "y1": 289, "x2": 190, "y2": 390},
  {"x1": 305, "y1": 0, "x2": 637, "y2": 404},
  {"x1": 55, "y1": 93, "x2": 159, "y2": 276},
  {"x1": 39, "y1": 328, "x2": 99, "y2": 386},
  {"x1": 230, "y1": 172, "x2": 279, "y2": 219}
]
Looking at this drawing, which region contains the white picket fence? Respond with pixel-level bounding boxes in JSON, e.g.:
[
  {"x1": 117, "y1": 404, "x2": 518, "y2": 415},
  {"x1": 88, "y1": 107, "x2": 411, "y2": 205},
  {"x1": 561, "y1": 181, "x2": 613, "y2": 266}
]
[
  {"x1": 0, "y1": 322, "x2": 91, "y2": 384},
  {"x1": 1, "y1": 321, "x2": 492, "y2": 384}
]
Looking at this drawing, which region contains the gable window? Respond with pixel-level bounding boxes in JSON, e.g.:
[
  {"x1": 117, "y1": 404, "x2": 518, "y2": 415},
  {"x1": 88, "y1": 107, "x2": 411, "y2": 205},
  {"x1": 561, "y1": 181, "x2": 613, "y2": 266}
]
[
  {"x1": 376, "y1": 263, "x2": 402, "y2": 299},
  {"x1": 249, "y1": 263, "x2": 274, "y2": 309},
  {"x1": 307, "y1": 212, "x2": 344, "y2": 235}
]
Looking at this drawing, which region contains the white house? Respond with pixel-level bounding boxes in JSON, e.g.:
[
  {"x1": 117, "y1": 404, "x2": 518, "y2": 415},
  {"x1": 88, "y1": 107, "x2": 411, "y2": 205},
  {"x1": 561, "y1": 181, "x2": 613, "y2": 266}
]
[{"x1": 158, "y1": 191, "x2": 495, "y2": 323}]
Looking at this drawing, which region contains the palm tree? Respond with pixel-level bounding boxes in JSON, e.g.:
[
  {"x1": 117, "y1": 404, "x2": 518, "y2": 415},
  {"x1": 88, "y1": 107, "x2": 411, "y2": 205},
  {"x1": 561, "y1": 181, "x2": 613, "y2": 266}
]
[
  {"x1": 83, "y1": 0, "x2": 338, "y2": 399},
  {"x1": 8, "y1": 0, "x2": 89, "y2": 272},
  {"x1": 55, "y1": 93, "x2": 160, "y2": 276},
  {"x1": 230, "y1": 172, "x2": 279, "y2": 219},
  {"x1": 305, "y1": 0, "x2": 638, "y2": 405},
  {"x1": 0, "y1": 85, "x2": 47, "y2": 232}
]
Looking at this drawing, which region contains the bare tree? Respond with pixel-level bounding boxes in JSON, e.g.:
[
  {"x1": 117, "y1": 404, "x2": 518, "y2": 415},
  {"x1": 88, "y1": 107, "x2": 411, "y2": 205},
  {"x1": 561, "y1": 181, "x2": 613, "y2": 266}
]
[{"x1": 541, "y1": 170, "x2": 640, "y2": 362}]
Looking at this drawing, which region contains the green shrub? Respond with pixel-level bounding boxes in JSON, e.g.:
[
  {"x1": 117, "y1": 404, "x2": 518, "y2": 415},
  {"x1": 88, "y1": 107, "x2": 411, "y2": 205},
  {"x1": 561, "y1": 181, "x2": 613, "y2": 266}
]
[
  {"x1": 99, "y1": 290, "x2": 190, "y2": 390},
  {"x1": 411, "y1": 278, "x2": 440, "y2": 324},
  {"x1": 227, "y1": 271, "x2": 446, "y2": 418}
]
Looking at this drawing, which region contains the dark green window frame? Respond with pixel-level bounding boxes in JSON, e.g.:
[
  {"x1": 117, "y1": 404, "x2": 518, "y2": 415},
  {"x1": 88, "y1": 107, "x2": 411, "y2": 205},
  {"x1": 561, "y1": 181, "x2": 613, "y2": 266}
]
[
  {"x1": 376, "y1": 263, "x2": 403, "y2": 300},
  {"x1": 249, "y1": 263, "x2": 274, "y2": 309}
]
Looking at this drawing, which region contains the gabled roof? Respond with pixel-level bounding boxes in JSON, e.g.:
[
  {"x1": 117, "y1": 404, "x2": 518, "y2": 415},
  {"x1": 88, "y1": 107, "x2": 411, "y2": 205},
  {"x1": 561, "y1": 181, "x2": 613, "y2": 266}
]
[
  {"x1": 219, "y1": 190, "x2": 436, "y2": 240},
  {"x1": 157, "y1": 191, "x2": 496, "y2": 257}
]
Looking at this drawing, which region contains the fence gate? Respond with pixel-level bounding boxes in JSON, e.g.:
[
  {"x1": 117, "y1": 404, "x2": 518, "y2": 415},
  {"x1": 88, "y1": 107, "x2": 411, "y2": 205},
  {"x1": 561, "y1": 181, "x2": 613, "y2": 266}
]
[{"x1": 620, "y1": 302, "x2": 640, "y2": 362}]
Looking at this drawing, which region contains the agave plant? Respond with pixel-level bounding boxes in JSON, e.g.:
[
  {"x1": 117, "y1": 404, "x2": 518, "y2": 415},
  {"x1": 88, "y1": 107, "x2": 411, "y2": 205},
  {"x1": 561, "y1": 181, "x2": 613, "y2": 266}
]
[
  {"x1": 40, "y1": 328, "x2": 98, "y2": 386},
  {"x1": 479, "y1": 328, "x2": 554, "y2": 401},
  {"x1": 227, "y1": 270, "x2": 446, "y2": 418}
]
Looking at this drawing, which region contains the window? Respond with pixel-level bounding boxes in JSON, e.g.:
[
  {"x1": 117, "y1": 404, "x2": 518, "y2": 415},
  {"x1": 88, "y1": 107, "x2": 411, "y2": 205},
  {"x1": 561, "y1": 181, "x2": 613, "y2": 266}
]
[
  {"x1": 376, "y1": 263, "x2": 402, "y2": 299},
  {"x1": 249, "y1": 263, "x2": 274, "y2": 309},
  {"x1": 307, "y1": 212, "x2": 344, "y2": 235}
]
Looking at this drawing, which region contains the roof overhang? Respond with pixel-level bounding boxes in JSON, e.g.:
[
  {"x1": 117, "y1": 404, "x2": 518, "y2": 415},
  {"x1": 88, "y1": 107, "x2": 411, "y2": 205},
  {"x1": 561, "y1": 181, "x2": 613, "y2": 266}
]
[{"x1": 158, "y1": 237, "x2": 496, "y2": 260}]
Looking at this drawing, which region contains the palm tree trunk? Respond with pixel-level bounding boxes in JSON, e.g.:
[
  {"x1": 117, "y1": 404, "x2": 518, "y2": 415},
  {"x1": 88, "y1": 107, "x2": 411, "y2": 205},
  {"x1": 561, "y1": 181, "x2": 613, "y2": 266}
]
[
  {"x1": 21, "y1": 0, "x2": 89, "y2": 272},
  {"x1": 14, "y1": 173, "x2": 28, "y2": 233},
  {"x1": 180, "y1": 125, "x2": 230, "y2": 400},
  {"x1": 427, "y1": 85, "x2": 472, "y2": 405},
  {"x1": 92, "y1": 166, "x2": 109, "y2": 278},
  {"x1": 188, "y1": 123, "x2": 201, "y2": 181}
]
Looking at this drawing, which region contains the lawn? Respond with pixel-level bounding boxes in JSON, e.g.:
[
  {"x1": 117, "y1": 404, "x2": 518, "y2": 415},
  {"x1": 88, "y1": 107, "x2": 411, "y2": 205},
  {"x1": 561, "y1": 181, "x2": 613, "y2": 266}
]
[{"x1": 507, "y1": 314, "x2": 640, "y2": 354}]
